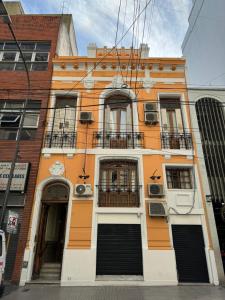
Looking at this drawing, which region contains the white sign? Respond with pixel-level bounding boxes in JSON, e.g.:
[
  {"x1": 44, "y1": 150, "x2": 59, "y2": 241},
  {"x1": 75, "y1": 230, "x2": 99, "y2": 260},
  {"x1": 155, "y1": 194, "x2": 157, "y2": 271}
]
[
  {"x1": 0, "y1": 162, "x2": 29, "y2": 191},
  {"x1": 6, "y1": 211, "x2": 19, "y2": 234}
]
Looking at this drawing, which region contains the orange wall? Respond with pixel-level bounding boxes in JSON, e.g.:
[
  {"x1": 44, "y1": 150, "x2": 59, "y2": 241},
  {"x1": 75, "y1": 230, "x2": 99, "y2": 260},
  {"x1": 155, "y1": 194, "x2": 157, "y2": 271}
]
[
  {"x1": 68, "y1": 200, "x2": 93, "y2": 249},
  {"x1": 29, "y1": 55, "x2": 210, "y2": 251}
]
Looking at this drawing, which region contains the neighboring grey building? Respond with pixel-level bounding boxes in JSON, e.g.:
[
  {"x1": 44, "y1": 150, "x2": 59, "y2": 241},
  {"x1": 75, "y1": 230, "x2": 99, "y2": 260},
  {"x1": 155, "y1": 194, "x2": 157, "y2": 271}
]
[
  {"x1": 183, "y1": 0, "x2": 225, "y2": 86},
  {"x1": 182, "y1": 0, "x2": 225, "y2": 283}
]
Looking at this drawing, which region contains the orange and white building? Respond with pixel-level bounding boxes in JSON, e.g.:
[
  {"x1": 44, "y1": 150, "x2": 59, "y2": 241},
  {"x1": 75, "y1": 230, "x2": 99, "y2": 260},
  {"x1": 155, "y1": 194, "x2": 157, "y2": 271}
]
[{"x1": 20, "y1": 44, "x2": 219, "y2": 285}]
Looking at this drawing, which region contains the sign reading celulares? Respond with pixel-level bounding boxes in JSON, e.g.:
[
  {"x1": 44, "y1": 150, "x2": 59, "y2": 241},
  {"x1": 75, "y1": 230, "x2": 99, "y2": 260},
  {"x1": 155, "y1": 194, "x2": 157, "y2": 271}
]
[{"x1": 0, "y1": 162, "x2": 29, "y2": 191}]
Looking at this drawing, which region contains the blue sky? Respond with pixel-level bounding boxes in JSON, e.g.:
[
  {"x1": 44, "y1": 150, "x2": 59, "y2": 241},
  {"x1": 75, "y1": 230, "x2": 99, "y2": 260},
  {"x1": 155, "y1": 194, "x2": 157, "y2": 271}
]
[{"x1": 5, "y1": 0, "x2": 192, "y2": 57}]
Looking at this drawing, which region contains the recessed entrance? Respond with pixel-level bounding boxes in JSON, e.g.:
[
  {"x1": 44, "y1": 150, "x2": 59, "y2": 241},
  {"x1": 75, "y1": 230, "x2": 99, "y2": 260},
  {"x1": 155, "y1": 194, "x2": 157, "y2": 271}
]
[{"x1": 32, "y1": 182, "x2": 69, "y2": 281}]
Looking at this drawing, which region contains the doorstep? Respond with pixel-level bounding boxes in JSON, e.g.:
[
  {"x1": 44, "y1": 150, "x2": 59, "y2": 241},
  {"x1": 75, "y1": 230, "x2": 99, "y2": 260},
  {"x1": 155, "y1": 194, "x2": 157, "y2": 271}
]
[
  {"x1": 96, "y1": 275, "x2": 144, "y2": 281},
  {"x1": 27, "y1": 279, "x2": 60, "y2": 285}
]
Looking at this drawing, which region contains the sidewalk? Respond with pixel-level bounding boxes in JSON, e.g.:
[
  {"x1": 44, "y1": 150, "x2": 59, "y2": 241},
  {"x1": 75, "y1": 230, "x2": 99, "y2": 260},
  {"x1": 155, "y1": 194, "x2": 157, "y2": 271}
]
[{"x1": 2, "y1": 285, "x2": 225, "y2": 300}]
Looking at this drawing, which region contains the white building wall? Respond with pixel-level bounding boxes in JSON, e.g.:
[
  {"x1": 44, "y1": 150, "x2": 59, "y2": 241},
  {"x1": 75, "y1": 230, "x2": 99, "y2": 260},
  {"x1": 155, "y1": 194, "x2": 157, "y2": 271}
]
[{"x1": 182, "y1": 0, "x2": 225, "y2": 86}]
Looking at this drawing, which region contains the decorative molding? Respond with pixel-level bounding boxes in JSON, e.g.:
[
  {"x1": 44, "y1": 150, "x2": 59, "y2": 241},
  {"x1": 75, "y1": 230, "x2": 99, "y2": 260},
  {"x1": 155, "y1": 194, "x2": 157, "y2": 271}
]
[
  {"x1": 49, "y1": 161, "x2": 65, "y2": 176},
  {"x1": 83, "y1": 78, "x2": 94, "y2": 92},
  {"x1": 111, "y1": 75, "x2": 124, "y2": 89},
  {"x1": 143, "y1": 78, "x2": 154, "y2": 93}
]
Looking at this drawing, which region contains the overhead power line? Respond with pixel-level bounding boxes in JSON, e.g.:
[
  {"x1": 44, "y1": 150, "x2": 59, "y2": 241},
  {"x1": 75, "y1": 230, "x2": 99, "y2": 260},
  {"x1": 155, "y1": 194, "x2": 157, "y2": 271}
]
[{"x1": 60, "y1": 0, "x2": 153, "y2": 98}]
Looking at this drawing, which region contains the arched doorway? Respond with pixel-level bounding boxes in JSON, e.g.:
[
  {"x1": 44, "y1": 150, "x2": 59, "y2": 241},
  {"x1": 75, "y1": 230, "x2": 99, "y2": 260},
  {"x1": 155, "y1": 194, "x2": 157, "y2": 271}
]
[{"x1": 32, "y1": 181, "x2": 69, "y2": 280}]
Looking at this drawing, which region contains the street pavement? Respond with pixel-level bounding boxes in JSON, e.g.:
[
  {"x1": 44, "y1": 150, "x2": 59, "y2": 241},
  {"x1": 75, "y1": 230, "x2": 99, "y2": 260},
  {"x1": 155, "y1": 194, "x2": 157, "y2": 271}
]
[{"x1": 2, "y1": 285, "x2": 225, "y2": 300}]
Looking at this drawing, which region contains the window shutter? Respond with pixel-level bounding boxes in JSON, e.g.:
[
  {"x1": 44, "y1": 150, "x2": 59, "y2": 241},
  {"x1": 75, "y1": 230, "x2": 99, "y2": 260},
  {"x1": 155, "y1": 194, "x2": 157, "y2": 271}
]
[
  {"x1": 175, "y1": 109, "x2": 183, "y2": 133},
  {"x1": 53, "y1": 108, "x2": 65, "y2": 131},
  {"x1": 126, "y1": 104, "x2": 132, "y2": 132},
  {"x1": 161, "y1": 108, "x2": 168, "y2": 131}
]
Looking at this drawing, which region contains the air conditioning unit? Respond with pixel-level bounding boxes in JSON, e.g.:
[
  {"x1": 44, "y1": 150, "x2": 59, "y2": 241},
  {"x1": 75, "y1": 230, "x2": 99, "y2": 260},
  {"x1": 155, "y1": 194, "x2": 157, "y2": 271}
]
[
  {"x1": 149, "y1": 202, "x2": 167, "y2": 217},
  {"x1": 74, "y1": 184, "x2": 93, "y2": 196},
  {"x1": 79, "y1": 111, "x2": 93, "y2": 124},
  {"x1": 148, "y1": 184, "x2": 164, "y2": 197},
  {"x1": 145, "y1": 112, "x2": 158, "y2": 125},
  {"x1": 144, "y1": 103, "x2": 157, "y2": 112}
]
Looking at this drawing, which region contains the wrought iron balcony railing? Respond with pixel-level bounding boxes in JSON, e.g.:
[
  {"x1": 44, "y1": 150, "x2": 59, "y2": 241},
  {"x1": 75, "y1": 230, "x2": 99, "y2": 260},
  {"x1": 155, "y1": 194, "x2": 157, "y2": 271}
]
[
  {"x1": 44, "y1": 131, "x2": 76, "y2": 148},
  {"x1": 97, "y1": 184, "x2": 141, "y2": 207},
  {"x1": 161, "y1": 132, "x2": 192, "y2": 150},
  {"x1": 93, "y1": 131, "x2": 144, "y2": 149}
]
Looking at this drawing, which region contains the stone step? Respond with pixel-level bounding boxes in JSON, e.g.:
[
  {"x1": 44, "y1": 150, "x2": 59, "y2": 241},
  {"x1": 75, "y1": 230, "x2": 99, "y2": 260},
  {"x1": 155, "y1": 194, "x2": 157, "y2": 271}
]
[
  {"x1": 40, "y1": 268, "x2": 61, "y2": 274},
  {"x1": 41, "y1": 263, "x2": 61, "y2": 269},
  {"x1": 39, "y1": 273, "x2": 60, "y2": 280}
]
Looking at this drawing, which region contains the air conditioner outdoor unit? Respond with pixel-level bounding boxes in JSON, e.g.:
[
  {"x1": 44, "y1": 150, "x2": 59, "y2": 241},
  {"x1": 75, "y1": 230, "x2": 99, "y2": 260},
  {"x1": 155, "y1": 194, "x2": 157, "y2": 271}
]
[
  {"x1": 144, "y1": 103, "x2": 157, "y2": 112},
  {"x1": 145, "y1": 112, "x2": 158, "y2": 125},
  {"x1": 79, "y1": 111, "x2": 93, "y2": 124},
  {"x1": 148, "y1": 183, "x2": 164, "y2": 197},
  {"x1": 74, "y1": 184, "x2": 93, "y2": 196},
  {"x1": 149, "y1": 202, "x2": 167, "y2": 217}
]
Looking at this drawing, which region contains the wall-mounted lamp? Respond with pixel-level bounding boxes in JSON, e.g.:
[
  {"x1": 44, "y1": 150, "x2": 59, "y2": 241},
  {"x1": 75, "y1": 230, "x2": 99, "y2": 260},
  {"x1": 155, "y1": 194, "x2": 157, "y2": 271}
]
[
  {"x1": 150, "y1": 169, "x2": 161, "y2": 180},
  {"x1": 79, "y1": 175, "x2": 90, "y2": 180}
]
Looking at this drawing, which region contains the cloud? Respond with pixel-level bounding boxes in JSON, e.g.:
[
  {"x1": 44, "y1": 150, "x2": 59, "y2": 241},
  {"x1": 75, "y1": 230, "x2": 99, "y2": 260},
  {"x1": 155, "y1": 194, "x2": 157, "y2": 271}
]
[{"x1": 7, "y1": 0, "x2": 192, "y2": 57}]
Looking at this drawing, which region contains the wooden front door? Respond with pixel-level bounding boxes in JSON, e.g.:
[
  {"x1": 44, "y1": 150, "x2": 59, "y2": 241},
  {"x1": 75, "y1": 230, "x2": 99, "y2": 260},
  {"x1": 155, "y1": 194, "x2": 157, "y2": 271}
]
[
  {"x1": 33, "y1": 182, "x2": 69, "y2": 279},
  {"x1": 33, "y1": 203, "x2": 49, "y2": 277}
]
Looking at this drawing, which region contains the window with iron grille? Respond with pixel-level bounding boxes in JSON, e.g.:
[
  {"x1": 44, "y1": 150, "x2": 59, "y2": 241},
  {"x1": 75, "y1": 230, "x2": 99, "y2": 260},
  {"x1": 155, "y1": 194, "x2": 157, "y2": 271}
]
[
  {"x1": 0, "y1": 41, "x2": 51, "y2": 71},
  {"x1": 0, "y1": 100, "x2": 41, "y2": 140},
  {"x1": 44, "y1": 96, "x2": 77, "y2": 148},
  {"x1": 166, "y1": 167, "x2": 193, "y2": 189}
]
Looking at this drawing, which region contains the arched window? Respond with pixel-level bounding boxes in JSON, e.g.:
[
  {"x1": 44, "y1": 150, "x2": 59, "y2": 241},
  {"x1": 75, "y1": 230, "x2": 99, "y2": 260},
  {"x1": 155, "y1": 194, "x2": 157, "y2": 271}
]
[
  {"x1": 104, "y1": 95, "x2": 133, "y2": 133},
  {"x1": 42, "y1": 182, "x2": 69, "y2": 203}
]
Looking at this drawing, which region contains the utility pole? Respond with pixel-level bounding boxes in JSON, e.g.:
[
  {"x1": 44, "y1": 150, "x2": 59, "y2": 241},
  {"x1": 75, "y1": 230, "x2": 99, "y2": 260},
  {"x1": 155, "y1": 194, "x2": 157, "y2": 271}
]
[{"x1": 0, "y1": 0, "x2": 31, "y2": 227}]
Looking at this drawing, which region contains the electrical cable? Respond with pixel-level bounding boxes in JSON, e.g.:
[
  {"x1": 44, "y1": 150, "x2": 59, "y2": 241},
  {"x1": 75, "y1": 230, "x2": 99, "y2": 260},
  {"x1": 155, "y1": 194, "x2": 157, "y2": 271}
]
[{"x1": 0, "y1": 9, "x2": 32, "y2": 228}]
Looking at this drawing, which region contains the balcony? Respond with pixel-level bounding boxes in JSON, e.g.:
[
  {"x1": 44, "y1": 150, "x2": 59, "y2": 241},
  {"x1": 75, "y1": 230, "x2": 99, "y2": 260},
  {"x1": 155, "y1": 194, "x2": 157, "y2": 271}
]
[
  {"x1": 44, "y1": 131, "x2": 76, "y2": 148},
  {"x1": 93, "y1": 131, "x2": 144, "y2": 149},
  {"x1": 97, "y1": 184, "x2": 141, "y2": 207},
  {"x1": 161, "y1": 132, "x2": 192, "y2": 150}
]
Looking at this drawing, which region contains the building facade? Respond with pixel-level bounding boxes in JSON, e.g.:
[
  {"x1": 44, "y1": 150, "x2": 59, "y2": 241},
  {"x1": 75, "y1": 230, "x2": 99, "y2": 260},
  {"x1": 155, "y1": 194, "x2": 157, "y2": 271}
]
[
  {"x1": 20, "y1": 44, "x2": 219, "y2": 286},
  {"x1": 0, "y1": 2, "x2": 77, "y2": 282},
  {"x1": 182, "y1": 0, "x2": 225, "y2": 280}
]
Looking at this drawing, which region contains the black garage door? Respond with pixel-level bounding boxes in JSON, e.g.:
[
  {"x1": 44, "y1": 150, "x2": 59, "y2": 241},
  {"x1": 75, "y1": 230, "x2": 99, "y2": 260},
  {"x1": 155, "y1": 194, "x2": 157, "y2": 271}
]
[
  {"x1": 172, "y1": 225, "x2": 209, "y2": 283},
  {"x1": 96, "y1": 224, "x2": 143, "y2": 275}
]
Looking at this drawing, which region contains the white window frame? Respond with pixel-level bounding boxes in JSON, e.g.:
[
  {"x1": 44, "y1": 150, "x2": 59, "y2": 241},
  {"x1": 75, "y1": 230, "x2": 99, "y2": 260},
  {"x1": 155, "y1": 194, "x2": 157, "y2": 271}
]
[
  {"x1": 0, "y1": 41, "x2": 50, "y2": 71},
  {"x1": 0, "y1": 101, "x2": 40, "y2": 132},
  {"x1": 165, "y1": 165, "x2": 194, "y2": 191}
]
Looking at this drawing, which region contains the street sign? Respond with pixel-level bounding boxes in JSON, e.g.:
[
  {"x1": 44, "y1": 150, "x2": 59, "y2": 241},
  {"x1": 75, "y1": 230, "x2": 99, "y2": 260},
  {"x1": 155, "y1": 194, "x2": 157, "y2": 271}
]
[{"x1": 6, "y1": 211, "x2": 19, "y2": 234}]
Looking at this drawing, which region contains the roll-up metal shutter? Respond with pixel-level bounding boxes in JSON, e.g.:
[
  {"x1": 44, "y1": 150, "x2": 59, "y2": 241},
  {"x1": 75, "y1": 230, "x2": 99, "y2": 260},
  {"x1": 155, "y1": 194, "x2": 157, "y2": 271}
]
[
  {"x1": 172, "y1": 225, "x2": 209, "y2": 283},
  {"x1": 96, "y1": 224, "x2": 143, "y2": 275}
]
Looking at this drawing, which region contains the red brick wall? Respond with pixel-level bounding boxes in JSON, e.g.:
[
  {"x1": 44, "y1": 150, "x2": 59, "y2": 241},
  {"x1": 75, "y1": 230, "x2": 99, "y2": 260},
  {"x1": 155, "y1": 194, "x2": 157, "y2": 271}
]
[{"x1": 0, "y1": 15, "x2": 61, "y2": 283}]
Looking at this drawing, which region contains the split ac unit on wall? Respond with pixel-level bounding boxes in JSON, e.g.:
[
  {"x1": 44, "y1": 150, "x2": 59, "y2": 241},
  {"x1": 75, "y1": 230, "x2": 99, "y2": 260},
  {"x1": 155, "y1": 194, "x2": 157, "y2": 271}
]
[
  {"x1": 149, "y1": 202, "x2": 167, "y2": 217},
  {"x1": 74, "y1": 184, "x2": 93, "y2": 196},
  {"x1": 148, "y1": 184, "x2": 164, "y2": 197},
  {"x1": 144, "y1": 103, "x2": 157, "y2": 112},
  {"x1": 144, "y1": 102, "x2": 158, "y2": 125},
  {"x1": 79, "y1": 111, "x2": 93, "y2": 124},
  {"x1": 145, "y1": 112, "x2": 158, "y2": 125}
]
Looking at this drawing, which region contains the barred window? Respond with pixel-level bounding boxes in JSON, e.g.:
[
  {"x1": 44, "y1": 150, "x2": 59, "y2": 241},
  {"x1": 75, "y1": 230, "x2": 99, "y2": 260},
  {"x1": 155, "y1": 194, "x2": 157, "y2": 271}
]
[
  {"x1": 0, "y1": 41, "x2": 51, "y2": 71},
  {"x1": 166, "y1": 167, "x2": 193, "y2": 189}
]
